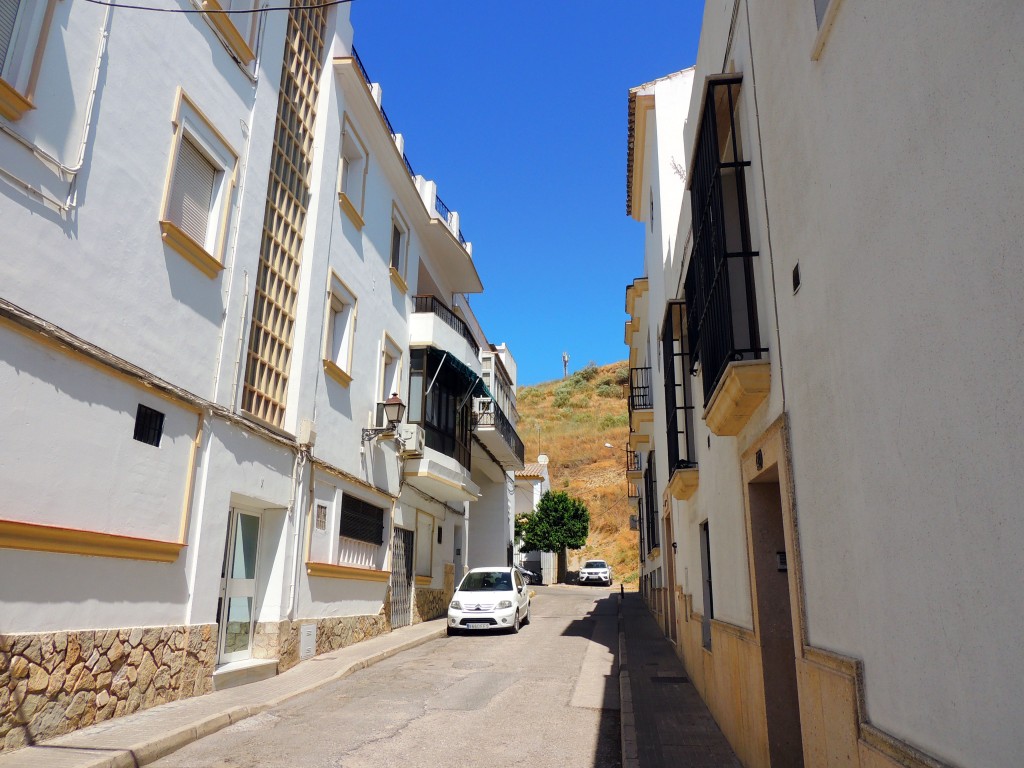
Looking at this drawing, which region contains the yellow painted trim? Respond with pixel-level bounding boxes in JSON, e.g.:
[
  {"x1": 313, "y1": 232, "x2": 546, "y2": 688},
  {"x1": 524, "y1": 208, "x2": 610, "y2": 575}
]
[
  {"x1": 160, "y1": 220, "x2": 225, "y2": 278},
  {"x1": 703, "y1": 360, "x2": 771, "y2": 436},
  {"x1": 0, "y1": 77, "x2": 33, "y2": 121},
  {"x1": 632, "y1": 409, "x2": 654, "y2": 425},
  {"x1": 389, "y1": 266, "x2": 408, "y2": 294},
  {"x1": 306, "y1": 561, "x2": 391, "y2": 582},
  {"x1": 415, "y1": 575, "x2": 432, "y2": 587},
  {"x1": 323, "y1": 359, "x2": 353, "y2": 387},
  {"x1": 390, "y1": 203, "x2": 411, "y2": 284},
  {"x1": 627, "y1": 432, "x2": 649, "y2": 451},
  {"x1": 666, "y1": 466, "x2": 699, "y2": 501},
  {"x1": 0, "y1": 520, "x2": 184, "y2": 563},
  {"x1": 810, "y1": 0, "x2": 845, "y2": 61},
  {"x1": 338, "y1": 192, "x2": 364, "y2": 229},
  {"x1": 202, "y1": 0, "x2": 256, "y2": 64},
  {"x1": 178, "y1": 412, "x2": 204, "y2": 543}
]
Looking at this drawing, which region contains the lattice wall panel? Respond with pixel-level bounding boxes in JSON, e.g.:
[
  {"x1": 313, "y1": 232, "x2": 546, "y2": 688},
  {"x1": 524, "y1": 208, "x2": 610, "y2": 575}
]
[{"x1": 241, "y1": 4, "x2": 328, "y2": 426}]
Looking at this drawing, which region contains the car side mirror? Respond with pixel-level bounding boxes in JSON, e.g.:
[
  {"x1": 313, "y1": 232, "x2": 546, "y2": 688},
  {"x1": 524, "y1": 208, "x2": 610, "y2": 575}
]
[{"x1": 517, "y1": 585, "x2": 524, "y2": 593}]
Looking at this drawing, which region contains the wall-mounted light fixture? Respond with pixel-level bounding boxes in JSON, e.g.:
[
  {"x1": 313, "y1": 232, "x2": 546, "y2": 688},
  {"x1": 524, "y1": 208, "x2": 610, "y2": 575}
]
[{"x1": 361, "y1": 393, "x2": 406, "y2": 442}]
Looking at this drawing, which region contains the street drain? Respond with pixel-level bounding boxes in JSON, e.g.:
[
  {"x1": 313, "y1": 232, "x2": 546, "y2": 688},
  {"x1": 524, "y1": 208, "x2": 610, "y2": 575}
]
[{"x1": 651, "y1": 676, "x2": 688, "y2": 684}]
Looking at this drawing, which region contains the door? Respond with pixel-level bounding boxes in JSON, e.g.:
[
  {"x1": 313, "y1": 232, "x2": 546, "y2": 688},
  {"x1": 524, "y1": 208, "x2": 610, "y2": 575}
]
[
  {"x1": 218, "y1": 510, "x2": 261, "y2": 664},
  {"x1": 390, "y1": 528, "x2": 414, "y2": 629}
]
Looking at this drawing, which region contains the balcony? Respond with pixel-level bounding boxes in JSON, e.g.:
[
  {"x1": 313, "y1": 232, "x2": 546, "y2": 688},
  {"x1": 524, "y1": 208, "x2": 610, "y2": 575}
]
[
  {"x1": 410, "y1": 295, "x2": 482, "y2": 376},
  {"x1": 626, "y1": 450, "x2": 642, "y2": 481},
  {"x1": 628, "y1": 367, "x2": 654, "y2": 425},
  {"x1": 685, "y1": 76, "x2": 769, "y2": 436},
  {"x1": 434, "y1": 194, "x2": 467, "y2": 247},
  {"x1": 473, "y1": 397, "x2": 525, "y2": 470}
]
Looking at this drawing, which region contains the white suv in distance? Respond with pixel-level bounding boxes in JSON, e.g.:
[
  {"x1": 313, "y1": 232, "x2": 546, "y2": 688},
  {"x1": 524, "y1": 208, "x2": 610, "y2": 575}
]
[
  {"x1": 447, "y1": 567, "x2": 531, "y2": 635},
  {"x1": 578, "y1": 559, "x2": 612, "y2": 586}
]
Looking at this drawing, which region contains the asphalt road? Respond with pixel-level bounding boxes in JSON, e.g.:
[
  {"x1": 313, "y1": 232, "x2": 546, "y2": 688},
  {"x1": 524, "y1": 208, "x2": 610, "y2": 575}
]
[{"x1": 150, "y1": 585, "x2": 621, "y2": 768}]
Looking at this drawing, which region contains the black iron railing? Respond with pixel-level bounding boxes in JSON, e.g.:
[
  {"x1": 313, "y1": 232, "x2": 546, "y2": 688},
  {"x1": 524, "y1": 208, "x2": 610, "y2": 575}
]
[
  {"x1": 413, "y1": 295, "x2": 480, "y2": 356},
  {"x1": 380, "y1": 107, "x2": 396, "y2": 138},
  {"x1": 351, "y1": 45, "x2": 371, "y2": 87},
  {"x1": 473, "y1": 399, "x2": 525, "y2": 465},
  {"x1": 662, "y1": 300, "x2": 697, "y2": 470},
  {"x1": 643, "y1": 451, "x2": 659, "y2": 551},
  {"x1": 685, "y1": 76, "x2": 767, "y2": 404},
  {"x1": 402, "y1": 152, "x2": 415, "y2": 178},
  {"x1": 435, "y1": 194, "x2": 453, "y2": 222},
  {"x1": 626, "y1": 451, "x2": 641, "y2": 473},
  {"x1": 628, "y1": 367, "x2": 653, "y2": 411}
]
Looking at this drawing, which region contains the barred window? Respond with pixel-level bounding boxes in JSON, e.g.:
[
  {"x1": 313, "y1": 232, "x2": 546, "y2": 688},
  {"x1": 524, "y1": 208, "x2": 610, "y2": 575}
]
[{"x1": 339, "y1": 494, "x2": 385, "y2": 545}]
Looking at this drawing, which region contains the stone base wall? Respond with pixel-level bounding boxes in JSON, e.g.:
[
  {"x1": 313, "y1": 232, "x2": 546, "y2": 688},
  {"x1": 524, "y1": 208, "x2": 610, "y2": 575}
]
[
  {"x1": 0, "y1": 624, "x2": 216, "y2": 753},
  {"x1": 254, "y1": 609, "x2": 391, "y2": 674},
  {"x1": 412, "y1": 562, "x2": 456, "y2": 624}
]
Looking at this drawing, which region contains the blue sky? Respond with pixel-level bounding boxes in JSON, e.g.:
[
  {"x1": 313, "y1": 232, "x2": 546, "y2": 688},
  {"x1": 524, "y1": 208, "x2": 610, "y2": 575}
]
[{"x1": 350, "y1": 1, "x2": 705, "y2": 386}]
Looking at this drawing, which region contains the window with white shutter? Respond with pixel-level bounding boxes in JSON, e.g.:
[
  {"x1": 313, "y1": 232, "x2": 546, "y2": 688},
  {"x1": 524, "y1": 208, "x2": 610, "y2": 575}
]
[
  {"x1": 159, "y1": 89, "x2": 238, "y2": 278},
  {"x1": 167, "y1": 137, "x2": 216, "y2": 247},
  {"x1": 0, "y1": 0, "x2": 21, "y2": 76},
  {"x1": 0, "y1": 0, "x2": 56, "y2": 121}
]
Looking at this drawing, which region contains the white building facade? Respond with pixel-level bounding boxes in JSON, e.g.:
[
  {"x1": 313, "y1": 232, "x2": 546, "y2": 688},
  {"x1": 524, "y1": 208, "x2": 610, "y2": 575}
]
[
  {"x1": 0, "y1": 1, "x2": 520, "y2": 752},
  {"x1": 624, "y1": 2, "x2": 1024, "y2": 767}
]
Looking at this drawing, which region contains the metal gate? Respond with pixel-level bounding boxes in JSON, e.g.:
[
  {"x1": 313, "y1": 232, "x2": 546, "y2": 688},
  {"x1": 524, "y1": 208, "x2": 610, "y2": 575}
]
[{"x1": 390, "y1": 528, "x2": 414, "y2": 628}]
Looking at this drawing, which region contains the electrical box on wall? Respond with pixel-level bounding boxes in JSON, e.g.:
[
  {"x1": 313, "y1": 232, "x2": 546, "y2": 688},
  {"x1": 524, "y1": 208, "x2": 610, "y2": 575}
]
[{"x1": 300, "y1": 623, "x2": 316, "y2": 660}]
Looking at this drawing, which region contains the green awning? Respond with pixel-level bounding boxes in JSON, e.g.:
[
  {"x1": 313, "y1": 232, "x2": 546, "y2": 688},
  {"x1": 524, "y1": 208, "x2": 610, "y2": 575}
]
[{"x1": 425, "y1": 346, "x2": 493, "y2": 400}]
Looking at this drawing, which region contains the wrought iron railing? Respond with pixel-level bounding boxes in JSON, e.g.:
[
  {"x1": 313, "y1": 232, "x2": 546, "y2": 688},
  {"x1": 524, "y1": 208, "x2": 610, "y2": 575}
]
[
  {"x1": 662, "y1": 300, "x2": 697, "y2": 470},
  {"x1": 351, "y1": 45, "x2": 371, "y2": 87},
  {"x1": 473, "y1": 398, "x2": 525, "y2": 465},
  {"x1": 628, "y1": 367, "x2": 653, "y2": 411},
  {"x1": 626, "y1": 450, "x2": 641, "y2": 473},
  {"x1": 685, "y1": 76, "x2": 767, "y2": 404},
  {"x1": 413, "y1": 295, "x2": 480, "y2": 356},
  {"x1": 435, "y1": 194, "x2": 453, "y2": 222},
  {"x1": 380, "y1": 106, "x2": 396, "y2": 138},
  {"x1": 402, "y1": 152, "x2": 415, "y2": 178}
]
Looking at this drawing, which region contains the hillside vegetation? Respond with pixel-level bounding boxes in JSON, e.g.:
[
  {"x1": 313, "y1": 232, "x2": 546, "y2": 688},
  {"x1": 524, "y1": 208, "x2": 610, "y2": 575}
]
[{"x1": 516, "y1": 362, "x2": 639, "y2": 584}]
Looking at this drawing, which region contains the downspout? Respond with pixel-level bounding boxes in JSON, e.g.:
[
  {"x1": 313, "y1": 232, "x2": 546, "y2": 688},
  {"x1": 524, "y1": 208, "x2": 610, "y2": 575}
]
[{"x1": 285, "y1": 446, "x2": 308, "y2": 622}]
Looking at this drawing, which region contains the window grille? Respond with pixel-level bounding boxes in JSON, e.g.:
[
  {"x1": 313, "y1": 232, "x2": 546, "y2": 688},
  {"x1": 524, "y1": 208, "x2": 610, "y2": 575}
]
[
  {"x1": 241, "y1": 5, "x2": 328, "y2": 426},
  {"x1": 133, "y1": 404, "x2": 165, "y2": 447},
  {"x1": 339, "y1": 494, "x2": 385, "y2": 545},
  {"x1": 643, "y1": 451, "x2": 659, "y2": 551},
  {"x1": 662, "y1": 301, "x2": 697, "y2": 471},
  {"x1": 167, "y1": 137, "x2": 216, "y2": 246},
  {"x1": 315, "y1": 503, "x2": 327, "y2": 531}
]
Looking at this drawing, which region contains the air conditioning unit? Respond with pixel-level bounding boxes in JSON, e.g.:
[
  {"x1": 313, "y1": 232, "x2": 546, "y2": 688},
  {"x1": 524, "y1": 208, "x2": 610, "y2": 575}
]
[{"x1": 397, "y1": 424, "x2": 425, "y2": 457}]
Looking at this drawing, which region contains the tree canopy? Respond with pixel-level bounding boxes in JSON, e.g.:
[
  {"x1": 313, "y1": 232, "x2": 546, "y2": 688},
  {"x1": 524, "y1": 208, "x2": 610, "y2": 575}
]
[{"x1": 518, "y1": 490, "x2": 590, "y2": 553}]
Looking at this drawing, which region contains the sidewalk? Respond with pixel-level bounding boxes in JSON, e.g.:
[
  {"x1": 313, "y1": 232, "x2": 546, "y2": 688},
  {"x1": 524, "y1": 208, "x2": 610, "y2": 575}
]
[
  {"x1": 0, "y1": 620, "x2": 446, "y2": 768},
  {"x1": 618, "y1": 592, "x2": 740, "y2": 768}
]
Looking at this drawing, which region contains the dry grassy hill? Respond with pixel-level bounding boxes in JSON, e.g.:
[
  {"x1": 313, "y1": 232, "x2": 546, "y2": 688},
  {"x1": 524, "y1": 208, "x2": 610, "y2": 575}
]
[{"x1": 516, "y1": 362, "x2": 639, "y2": 584}]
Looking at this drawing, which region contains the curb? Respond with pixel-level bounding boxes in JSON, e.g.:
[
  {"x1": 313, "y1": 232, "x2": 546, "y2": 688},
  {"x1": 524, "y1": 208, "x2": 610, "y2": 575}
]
[{"x1": 618, "y1": 594, "x2": 639, "y2": 768}]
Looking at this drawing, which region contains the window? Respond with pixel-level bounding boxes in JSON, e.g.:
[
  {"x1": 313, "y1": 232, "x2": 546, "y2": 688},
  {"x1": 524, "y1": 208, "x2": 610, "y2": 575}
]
[
  {"x1": 662, "y1": 301, "x2": 696, "y2": 472},
  {"x1": 339, "y1": 494, "x2": 385, "y2": 545},
  {"x1": 700, "y1": 520, "x2": 714, "y2": 650},
  {"x1": 389, "y1": 207, "x2": 409, "y2": 292},
  {"x1": 407, "y1": 348, "x2": 473, "y2": 470},
  {"x1": 0, "y1": 0, "x2": 55, "y2": 120},
  {"x1": 683, "y1": 76, "x2": 766, "y2": 404},
  {"x1": 323, "y1": 274, "x2": 357, "y2": 387},
  {"x1": 643, "y1": 450, "x2": 659, "y2": 551},
  {"x1": 159, "y1": 90, "x2": 238, "y2": 279},
  {"x1": 203, "y1": 0, "x2": 257, "y2": 66},
  {"x1": 416, "y1": 512, "x2": 433, "y2": 578},
  {"x1": 338, "y1": 117, "x2": 367, "y2": 228},
  {"x1": 377, "y1": 335, "x2": 402, "y2": 423},
  {"x1": 315, "y1": 503, "x2": 327, "y2": 532}
]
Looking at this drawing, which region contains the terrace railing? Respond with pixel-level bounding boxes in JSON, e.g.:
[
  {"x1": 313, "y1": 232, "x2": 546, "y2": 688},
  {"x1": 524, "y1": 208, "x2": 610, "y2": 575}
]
[{"x1": 413, "y1": 295, "x2": 480, "y2": 357}]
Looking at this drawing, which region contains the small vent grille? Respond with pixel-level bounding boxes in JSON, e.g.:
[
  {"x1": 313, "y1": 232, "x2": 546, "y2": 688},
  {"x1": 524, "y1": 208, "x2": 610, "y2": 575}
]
[
  {"x1": 315, "y1": 503, "x2": 327, "y2": 532},
  {"x1": 133, "y1": 404, "x2": 164, "y2": 447}
]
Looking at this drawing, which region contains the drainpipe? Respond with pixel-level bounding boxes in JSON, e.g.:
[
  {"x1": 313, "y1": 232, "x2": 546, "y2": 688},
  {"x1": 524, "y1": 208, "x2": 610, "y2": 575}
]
[{"x1": 285, "y1": 447, "x2": 308, "y2": 622}]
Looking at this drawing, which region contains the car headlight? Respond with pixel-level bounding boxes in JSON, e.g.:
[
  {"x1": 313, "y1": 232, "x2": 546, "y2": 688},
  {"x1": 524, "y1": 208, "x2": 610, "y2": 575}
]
[
  {"x1": 450, "y1": 600, "x2": 462, "y2": 610},
  {"x1": 497, "y1": 599, "x2": 513, "y2": 609}
]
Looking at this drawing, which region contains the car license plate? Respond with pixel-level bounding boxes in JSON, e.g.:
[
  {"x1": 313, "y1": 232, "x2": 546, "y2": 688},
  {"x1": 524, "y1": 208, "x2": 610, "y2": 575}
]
[{"x1": 466, "y1": 622, "x2": 490, "y2": 629}]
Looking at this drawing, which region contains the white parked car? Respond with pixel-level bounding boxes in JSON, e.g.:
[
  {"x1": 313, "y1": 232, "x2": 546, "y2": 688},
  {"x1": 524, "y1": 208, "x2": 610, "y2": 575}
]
[
  {"x1": 578, "y1": 559, "x2": 612, "y2": 586},
  {"x1": 447, "y1": 566, "x2": 531, "y2": 635}
]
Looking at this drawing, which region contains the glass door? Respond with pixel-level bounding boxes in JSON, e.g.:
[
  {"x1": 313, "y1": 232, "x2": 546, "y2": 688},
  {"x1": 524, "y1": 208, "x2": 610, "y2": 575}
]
[{"x1": 218, "y1": 510, "x2": 261, "y2": 664}]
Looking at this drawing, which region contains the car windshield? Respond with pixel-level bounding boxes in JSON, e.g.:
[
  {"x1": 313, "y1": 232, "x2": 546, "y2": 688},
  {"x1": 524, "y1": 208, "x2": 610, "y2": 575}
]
[
  {"x1": 584, "y1": 561, "x2": 607, "y2": 569},
  {"x1": 459, "y1": 571, "x2": 513, "y2": 592}
]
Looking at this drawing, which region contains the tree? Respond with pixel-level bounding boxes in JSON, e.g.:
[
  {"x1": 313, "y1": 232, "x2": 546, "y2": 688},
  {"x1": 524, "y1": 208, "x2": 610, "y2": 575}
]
[{"x1": 519, "y1": 491, "x2": 590, "y2": 582}]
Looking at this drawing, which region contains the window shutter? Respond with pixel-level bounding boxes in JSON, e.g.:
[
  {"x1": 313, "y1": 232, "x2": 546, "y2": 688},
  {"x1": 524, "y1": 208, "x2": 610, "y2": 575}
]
[
  {"x1": 167, "y1": 137, "x2": 217, "y2": 246},
  {"x1": 0, "y1": 0, "x2": 21, "y2": 74}
]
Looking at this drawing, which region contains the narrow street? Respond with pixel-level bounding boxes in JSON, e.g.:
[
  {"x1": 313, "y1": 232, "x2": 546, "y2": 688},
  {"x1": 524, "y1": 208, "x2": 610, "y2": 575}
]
[{"x1": 150, "y1": 587, "x2": 620, "y2": 768}]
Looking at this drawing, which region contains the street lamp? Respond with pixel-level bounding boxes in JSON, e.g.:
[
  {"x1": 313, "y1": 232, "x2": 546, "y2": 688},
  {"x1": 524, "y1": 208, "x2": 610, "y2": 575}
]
[{"x1": 361, "y1": 393, "x2": 406, "y2": 442}]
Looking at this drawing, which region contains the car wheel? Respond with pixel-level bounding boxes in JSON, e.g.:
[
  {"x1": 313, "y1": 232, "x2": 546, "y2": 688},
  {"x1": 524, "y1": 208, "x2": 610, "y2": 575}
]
[
  {"x1": 447, "y1": 626, "x2": 459, "y2": 636},
  {"x1": 510, "y1": 610, "x2": 520, "y2": 634},
  {"x1": 522, "y1": 601, "x2": 531, "y2": 626}
]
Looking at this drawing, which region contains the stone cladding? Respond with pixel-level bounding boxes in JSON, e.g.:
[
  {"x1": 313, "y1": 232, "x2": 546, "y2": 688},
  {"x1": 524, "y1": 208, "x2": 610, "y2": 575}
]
[
  {"x1": 0, "y1": 624, "x2": 215, "y2": 753},
  {"x1": 412, "y1": 562, "x2": 456, "y2": 624}
]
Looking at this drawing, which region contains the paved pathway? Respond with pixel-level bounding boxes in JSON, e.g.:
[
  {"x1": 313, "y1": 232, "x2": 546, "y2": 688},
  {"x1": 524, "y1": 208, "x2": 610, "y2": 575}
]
[{"x1": 619, "y1": 591, "x2": 740, "y2": 768}]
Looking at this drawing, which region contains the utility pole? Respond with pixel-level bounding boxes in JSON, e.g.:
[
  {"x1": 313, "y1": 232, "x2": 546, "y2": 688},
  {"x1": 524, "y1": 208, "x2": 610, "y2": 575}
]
[{"x1": 562, "y1": 351, "x2": 569, "y2": 379}]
